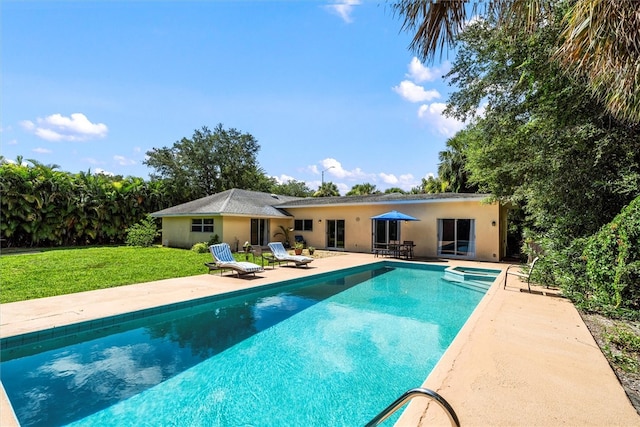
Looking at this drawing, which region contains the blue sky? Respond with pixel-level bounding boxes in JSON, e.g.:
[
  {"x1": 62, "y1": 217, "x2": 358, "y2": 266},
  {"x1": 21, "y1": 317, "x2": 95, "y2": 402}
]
[{"x1": 2, "y1": 1, "x2": 466, "y2": 194}]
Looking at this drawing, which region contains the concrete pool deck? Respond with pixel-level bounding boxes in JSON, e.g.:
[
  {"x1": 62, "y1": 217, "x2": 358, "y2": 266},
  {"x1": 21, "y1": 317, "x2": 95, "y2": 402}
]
[{"x1": 1, "y1": 253, "x2": 638, "y2": 426}]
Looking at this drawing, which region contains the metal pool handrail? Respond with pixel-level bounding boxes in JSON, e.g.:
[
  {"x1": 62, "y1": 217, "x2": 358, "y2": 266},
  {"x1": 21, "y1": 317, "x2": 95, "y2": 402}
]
[{"x1": 365, "y1": 387, "x2": 460, "y2": 427}]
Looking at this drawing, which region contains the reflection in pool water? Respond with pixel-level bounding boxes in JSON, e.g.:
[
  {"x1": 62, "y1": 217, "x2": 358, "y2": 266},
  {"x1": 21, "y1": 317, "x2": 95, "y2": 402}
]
[{"x1": 1, "y1": 263, "x2": 488, "y2": 426}]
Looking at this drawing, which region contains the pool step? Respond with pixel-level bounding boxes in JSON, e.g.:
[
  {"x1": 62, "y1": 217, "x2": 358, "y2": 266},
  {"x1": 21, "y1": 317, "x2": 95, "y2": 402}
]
[{"x1": 448, "y1": 279, "x2": 492, "y2": 293}]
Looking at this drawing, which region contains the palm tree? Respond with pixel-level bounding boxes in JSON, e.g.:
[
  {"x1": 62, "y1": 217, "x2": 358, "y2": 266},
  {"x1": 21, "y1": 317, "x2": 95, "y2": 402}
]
[
  {"x1": 313, "y1": 182, "x2": 340, "y2": 197},
  {"x1": 393, "y1": 0, "x2": 640, "y2": 123},
  {"x1": 384, "y1": 187, "x2": 406, "y2": 194},
  {"x1": 438, "y1": 130, "x2": 478, "y2": 193},
  {"x1": 346, "y1": 183, "x2": 380, "y2": 196}
]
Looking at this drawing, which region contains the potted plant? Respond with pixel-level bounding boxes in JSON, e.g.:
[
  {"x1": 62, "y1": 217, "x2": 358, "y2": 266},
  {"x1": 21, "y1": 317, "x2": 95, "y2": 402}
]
[
  {"x1": 273, "y1": 225, "x2": 293, "y2": 248},
  {"x1": 294, "y1": 241, "x2": 304, "y2": 255},
  {"x1": 307, "y1": 246, "x2": 315, "y2": 256}
]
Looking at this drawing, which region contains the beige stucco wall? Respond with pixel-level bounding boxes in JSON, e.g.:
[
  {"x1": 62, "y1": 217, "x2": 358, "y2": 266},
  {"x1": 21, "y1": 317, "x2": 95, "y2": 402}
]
[
  {"x1": 159, "y1": 199, "x2": 504, "y2": 262},
  {"x1": 160, "y1": 216, "x2": 297, "y2": 251},
  {"x1": 285, "y1": 199, "x2": 502, "y2": 262}
]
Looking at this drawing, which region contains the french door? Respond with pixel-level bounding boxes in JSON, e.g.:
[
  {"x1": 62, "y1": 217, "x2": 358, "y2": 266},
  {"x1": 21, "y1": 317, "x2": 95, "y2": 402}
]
[
  {"x1": 326, "y1": 219, "x2": 345, "y2": 250},
  {"x1": 437, "y1": 219, "x2": 475, "y2": 258},
  {"x1": 250, "y1": 219, "x2": 269, "y2": 247}
]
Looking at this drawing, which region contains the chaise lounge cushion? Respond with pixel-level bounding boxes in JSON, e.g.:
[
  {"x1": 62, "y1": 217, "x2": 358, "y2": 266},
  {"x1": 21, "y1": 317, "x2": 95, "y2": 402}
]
[
  {"x1": 267, "y1": 242, "x2": 313, "y2": 267},
  {"x1": 209, "y1": 243, "x2": 264, "y2": 277}
]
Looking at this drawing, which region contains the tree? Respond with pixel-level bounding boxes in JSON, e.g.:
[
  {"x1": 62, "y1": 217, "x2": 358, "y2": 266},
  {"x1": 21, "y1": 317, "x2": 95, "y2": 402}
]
[
  {"x1": 393, "y1": 0, "x2": 640, "y2": 123},
  {"x1": 411, "y1": 176, "x2": 446, "y2": 194},
  {"x1": 438, "y1": 130, "x2": 478, "y2": 193},
  {"x1": 271, "y1": 180, "x2": 314, "y2": 197},
  {"x1": 144, "y1": 124, "x2": 263, "y2": 203},
  {"x1": 313, "y1": 182, "x2": 340, "y2": 197},
  {"x1": 346, "y1": 183, "x2": 380, "y2": 196},
  {"x1": 445, "y1": 14, "x2": 640, "y2": 239},
  {"x1": 384, "y1": 187, "x2": 406, "y2": 194}
]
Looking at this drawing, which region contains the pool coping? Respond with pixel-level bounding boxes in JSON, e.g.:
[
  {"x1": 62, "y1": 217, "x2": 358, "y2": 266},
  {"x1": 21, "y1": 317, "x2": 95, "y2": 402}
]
[{"x1": 2, "y1": 253, "x2": 638, "y2": 426}]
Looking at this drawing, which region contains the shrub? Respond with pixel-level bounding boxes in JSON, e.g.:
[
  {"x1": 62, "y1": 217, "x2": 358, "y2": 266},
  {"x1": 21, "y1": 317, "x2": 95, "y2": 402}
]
[
  {"x1": 536, "y1": 195, "x2": 639, "y2": 318},
  {"x1": 125, "y1": 215, "x2": 159, "y2": 247},
  {"x1": 582, "y1": 195, "x2": 640, "y2": 313},
  {"x1": 191, "y1": 242, "x2": 209, "y2": 253},
  {"x1": 207, "y1": 234, "x2": 220, "y2": 246}
]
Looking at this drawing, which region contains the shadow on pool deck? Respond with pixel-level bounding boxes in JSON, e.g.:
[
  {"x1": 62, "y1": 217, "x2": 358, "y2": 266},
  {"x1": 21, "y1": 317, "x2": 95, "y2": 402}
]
[{"x1": 1, "y1": 253, "x2": 638, "y2": 426}]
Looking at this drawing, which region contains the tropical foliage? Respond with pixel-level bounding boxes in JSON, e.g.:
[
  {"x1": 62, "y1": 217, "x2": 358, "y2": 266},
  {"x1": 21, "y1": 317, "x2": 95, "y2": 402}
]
[
  {"x1": 424, "y1": 4, "x2": 640, "y2": 316},
  {"x1": 411, "y1": 175, "x2": 446, "y2": 194},
  {"x1": 0, "y1": 160, "x2": 168, "y2": 247},
  {"x1": 346, "y1": 183, "x2": 380, "y2": 196},
  {"x1": 313, "y1": 182, "x2": 340, "y2": 197},
  {"x1": 384, "y1": 187, "x2": 406, "y2": 194},
  {"x1": 437, "y1": 130, "x2": 478, "y2": 193},
  {"x1": 393, "y1": 0, "x2": 640, "y2": 123},
  {"x1": 539, "y1": 196, "x2": 640, "y2": 317},
  {"x1": 444, "y1": 13, "x2": 639, "y2": 239}
]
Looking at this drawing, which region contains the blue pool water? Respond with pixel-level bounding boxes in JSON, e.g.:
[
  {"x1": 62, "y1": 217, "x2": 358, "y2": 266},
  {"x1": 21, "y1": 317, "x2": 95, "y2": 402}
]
[{"x1": 1, "y1": 262, "x2": 489, "y2": 426}]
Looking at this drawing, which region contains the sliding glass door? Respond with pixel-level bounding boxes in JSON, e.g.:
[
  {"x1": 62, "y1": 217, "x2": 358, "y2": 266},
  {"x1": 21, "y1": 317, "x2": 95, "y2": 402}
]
[
  {"x1": 373, "y1": 220, "x2": 399, "y2": 245},
  {"x1": 437, "y1": 219, "x2": 475, "y2": 258},
  {"x1": 326, "y1": 219, "x2": 345, "y2": 250}
]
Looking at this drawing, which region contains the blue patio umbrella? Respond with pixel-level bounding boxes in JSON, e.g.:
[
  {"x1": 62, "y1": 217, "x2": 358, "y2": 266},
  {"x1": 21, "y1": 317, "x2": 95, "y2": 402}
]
[{"x1": 370, "y1": 210, "x2": 420, "y2": 221}]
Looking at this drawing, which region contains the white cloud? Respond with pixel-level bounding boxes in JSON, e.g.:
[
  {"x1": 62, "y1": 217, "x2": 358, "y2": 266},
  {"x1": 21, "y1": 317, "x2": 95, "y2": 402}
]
[
  {"x1": 379, "y1": 173, "x2": 398, "y2": 185},
  {"x1": 406, "y1": 57, "x2": 451, "y2": 83},
  {"x1": 94, "y1": 168, "x2": 115, "y2": 176},
  {"x1": 325, "y1": 0, "x2": 361, "y2": 23},
  {"x1": 417, "y1": 102, "x2": 466, "y2": 136},
  {"x1": 114, "y1": 155, "x2": 136, "y2": 166},
  {"x1": 38, "y1": 345, "x2": 162, "y2": 401},
  {"x1": 32, "y1": 147, "x2": 52, "y2": 154},
  {"x1": 416, "y1": 101, "x2": 485, "y2": 137},
  {"x1": 20, "y1": 113, "x2": 108, "y2": 142},
  {"x1": 378, "y1": 172, "x2": 419, "y2": 191},
  {"x1": 318, "y1": 158, "x2": 373, "y2": 181},
  {"x1": 273, "y1": 173, "x2": 297, "y2": 184},
  {"x1": 392, "y1": 80, "x2": 440, "y2": 103}
]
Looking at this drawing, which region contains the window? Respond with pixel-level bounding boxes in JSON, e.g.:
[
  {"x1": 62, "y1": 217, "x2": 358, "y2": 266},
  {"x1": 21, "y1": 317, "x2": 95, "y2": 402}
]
[
  {"x1": 191, "y1": 218, "x2": 214, "y2": 233},
  {"x1": 294, "y1": 219, "x2": 313, "y2": 231},
  {"x1": 437, "y1": 219, "x2": 475, "y2": 258}
]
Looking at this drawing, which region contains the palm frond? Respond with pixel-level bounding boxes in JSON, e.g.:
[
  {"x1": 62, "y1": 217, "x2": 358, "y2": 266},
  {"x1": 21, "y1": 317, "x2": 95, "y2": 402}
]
[{"x1": 555, "y1": 0, "x2": 640, "y2": 122}]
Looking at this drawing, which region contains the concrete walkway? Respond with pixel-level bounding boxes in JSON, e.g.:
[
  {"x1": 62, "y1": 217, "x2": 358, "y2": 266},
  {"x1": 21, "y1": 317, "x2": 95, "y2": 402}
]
[{"x1": 1, "y1": 253, "x2": 638, "y2": 426}]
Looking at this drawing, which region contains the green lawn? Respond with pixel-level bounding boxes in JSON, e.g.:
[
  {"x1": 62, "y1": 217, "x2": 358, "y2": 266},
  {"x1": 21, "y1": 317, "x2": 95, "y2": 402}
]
[{"x1": 0, "y1": 246, "x2": 249, "y2": 303}]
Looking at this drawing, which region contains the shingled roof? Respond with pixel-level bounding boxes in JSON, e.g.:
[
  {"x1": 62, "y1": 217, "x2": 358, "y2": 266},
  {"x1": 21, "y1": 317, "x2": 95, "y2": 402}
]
[
  {"x1": 151, "y1": 189, "x2": 303, "y2": 218},
  {"x1": 274, "y1": 192, "x2": 490, "y2": 208}
]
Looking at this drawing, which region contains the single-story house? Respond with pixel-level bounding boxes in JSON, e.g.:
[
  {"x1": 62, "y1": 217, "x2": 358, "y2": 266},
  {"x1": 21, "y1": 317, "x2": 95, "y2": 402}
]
[{"x1": 151, "y1": 188, "x2": 510, "y2": 262}]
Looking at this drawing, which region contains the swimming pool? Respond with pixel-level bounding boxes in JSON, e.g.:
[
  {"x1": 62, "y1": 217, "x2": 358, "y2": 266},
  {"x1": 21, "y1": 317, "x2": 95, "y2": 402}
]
[{"x1": 1, "y1": 262, "x2": 491, "y2": 426}]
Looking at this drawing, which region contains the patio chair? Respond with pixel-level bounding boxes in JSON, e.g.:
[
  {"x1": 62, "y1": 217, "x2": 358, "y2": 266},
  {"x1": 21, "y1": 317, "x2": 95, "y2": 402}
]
[
  {"x1": 209, "y1": 243, "x2": 265, "y2": 278},
  {"x1": 399, "y1": 241, "x2": 415, "y2": 259},
  {"x1": 267, "y1": 242, "x2": 313, "y2": 268},
  {"x1": 503, "y1": 256, "x2": 539, "y2": 292}
]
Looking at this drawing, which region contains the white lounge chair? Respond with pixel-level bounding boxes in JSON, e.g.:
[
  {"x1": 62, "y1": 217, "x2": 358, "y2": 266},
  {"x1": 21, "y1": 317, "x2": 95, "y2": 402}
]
[
  {"x1": 209, "y1": 243, "x2": 264, "y2": 277},
  {"x1": 503, "y1": 257, "x2": 539, "y2": 292},
  {"x1": 267, "y1": 242, "x2": 313, "y2": 268}
]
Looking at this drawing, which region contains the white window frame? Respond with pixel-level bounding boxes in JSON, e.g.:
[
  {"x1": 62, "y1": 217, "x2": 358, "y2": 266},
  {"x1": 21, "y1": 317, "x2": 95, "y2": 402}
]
[
  {"x1": 191, "y1": 218, "x2": 214, "y2": 233},
  {"x1": 437, "y1": 218, "x2": 476, "y2": 258}
]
